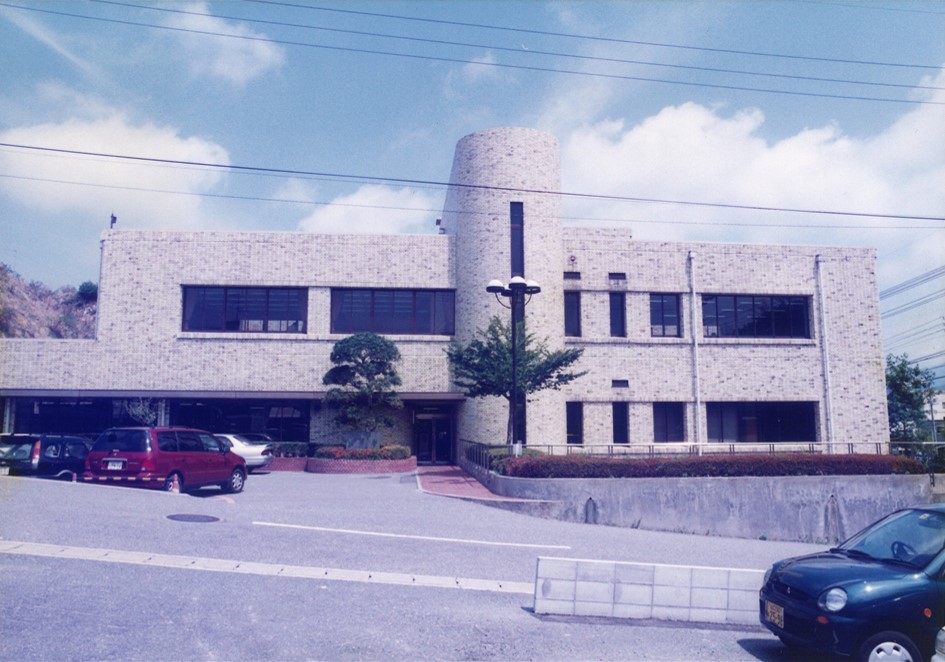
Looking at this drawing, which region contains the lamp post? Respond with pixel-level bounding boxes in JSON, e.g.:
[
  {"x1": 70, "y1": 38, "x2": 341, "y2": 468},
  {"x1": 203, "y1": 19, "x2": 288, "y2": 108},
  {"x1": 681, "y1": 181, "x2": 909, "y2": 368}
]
[{"x1": 486, "y1": 276, "x2": 541, "y2": 450}]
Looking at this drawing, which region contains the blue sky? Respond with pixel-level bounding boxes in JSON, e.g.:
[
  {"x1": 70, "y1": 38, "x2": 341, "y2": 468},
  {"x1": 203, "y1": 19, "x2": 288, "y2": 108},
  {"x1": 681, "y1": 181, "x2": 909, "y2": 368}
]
[{"x1": 1, "y1": 0, "x2": 943, "y2": 381}]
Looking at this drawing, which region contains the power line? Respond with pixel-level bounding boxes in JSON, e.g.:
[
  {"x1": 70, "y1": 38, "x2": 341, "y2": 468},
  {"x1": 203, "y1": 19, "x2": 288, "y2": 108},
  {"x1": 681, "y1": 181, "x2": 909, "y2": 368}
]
[
  {"x1": 1, "y1": 2, "x2": 941, "y2": 107},
  {"x1": 880, "y1": 265, "x2": 945, "y2": 299},
  {"x1": 882, "y1": 289, "x2": 945, "y2": 318},
  {"x1": 86, "y1": 0, "x2": 945, "y2": 93},
  {"x1": 4, "y1": 142, "x2": 945, "y2": 222},
  {"x1": 242, "y1": 0, "x2": 945, "y2": 71}
]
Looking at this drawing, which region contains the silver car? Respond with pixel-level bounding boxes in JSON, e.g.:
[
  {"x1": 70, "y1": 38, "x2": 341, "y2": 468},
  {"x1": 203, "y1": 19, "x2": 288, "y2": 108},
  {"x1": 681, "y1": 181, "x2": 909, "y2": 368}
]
[{"x1": 214, "y1": 434, "x2": 273, "y2": 472}]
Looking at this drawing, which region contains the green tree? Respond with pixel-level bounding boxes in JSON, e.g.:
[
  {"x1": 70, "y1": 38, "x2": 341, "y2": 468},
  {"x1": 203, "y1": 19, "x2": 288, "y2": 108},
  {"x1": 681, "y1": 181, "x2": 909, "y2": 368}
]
[
  {"x1": 886, "y1": 353, "x2": 935, "y2": 442},
  {"x1": 323, "y1": 333, "x2": 403, "y2": 445},
  {"x1": 446, "y1": 316, "x2": 587, "y2": 443},
  {"x1": 76, "y1": 281, "x2": 98, "y2": 304}
]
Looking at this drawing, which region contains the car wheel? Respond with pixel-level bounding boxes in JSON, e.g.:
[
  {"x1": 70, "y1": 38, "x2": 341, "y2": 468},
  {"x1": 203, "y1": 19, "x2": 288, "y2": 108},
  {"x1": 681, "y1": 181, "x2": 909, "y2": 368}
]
[
  {"x1": 163, "y1": 472, "x2": 183, "y2": 493},
  {"x1": 222, "y1": 467, "x2": 245, "y2": 494},
  {"x1": 857, "y1": 631, "x2": 922, "y2": 662}
]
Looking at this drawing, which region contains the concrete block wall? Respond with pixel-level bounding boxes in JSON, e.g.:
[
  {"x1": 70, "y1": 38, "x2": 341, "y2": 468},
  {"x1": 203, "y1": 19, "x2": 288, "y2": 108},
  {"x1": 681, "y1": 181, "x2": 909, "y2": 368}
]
[{"x1": 534, "y1": 556, "x2": 763, "y2": 625}]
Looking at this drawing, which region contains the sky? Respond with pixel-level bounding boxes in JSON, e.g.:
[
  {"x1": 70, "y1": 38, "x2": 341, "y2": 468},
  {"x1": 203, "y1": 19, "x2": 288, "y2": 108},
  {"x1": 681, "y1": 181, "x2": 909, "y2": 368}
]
[{"x1": 0, "y1": 0, "x2": 943, "y2": 384}]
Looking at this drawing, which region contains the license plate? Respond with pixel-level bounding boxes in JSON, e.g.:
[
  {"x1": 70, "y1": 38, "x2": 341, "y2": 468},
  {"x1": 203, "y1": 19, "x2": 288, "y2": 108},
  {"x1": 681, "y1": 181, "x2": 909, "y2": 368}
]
[
  {"x1": 106, "y1": 460, "x2": 124, "y2": 471},
  {"x1": 765, "y1": 600, "x2": 785, "y2": 629},
  {"x1": 0, "y1": 467, "x2": 9, "y2": 476}
]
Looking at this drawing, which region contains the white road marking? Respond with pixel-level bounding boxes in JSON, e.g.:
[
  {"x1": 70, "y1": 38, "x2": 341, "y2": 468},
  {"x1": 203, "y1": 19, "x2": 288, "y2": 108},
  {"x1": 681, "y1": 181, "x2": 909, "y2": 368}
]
[
  {"x1": 253, "y1": 520, "x2": 571, "y2": 550},
  {"x1": 0, "y1": 540, "x2": 533, "y2": 594}
]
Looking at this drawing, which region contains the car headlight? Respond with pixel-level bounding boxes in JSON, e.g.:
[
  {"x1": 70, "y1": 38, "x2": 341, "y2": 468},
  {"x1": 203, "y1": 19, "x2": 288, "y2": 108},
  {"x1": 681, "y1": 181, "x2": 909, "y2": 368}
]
[{"x1": 818, "y1": 587, "x2": 848, "y2": 612}]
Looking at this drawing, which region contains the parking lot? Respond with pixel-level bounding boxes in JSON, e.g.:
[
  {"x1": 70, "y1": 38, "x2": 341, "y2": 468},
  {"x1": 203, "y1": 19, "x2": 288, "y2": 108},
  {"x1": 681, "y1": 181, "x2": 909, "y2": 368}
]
[{"x1": 0, "y1": 470, "x2": 834, "y2": 661}]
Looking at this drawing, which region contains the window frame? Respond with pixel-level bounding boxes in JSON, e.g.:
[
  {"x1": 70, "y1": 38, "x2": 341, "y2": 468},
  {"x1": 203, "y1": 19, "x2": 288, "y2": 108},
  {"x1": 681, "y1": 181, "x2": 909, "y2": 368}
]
[
  {"x1": 564, "y1": 291, "x2": 582, "y2": 337},
  {"x1": 182, "y1": 286, "x2": 307, "y2": 334},
  {"x1": 330, "y1": 288, "x2": 455, "y2": 336},
  {"x1": 566, "y1": 402, "x2": 584, "y2": 445},
  {"x1": 650, "y1": 293, "x2": 682, "y2": 338},
  {"x1": 609, "y1": 292, "x2": 627, "y2": 338},
  {"x1": 612, "y1": 402, "x2": 629, "y2": 444},
  {"x1": 701, "y1": 294, "x2": 811, "y2": 339},
  {"x1": 653, "y1": 402, "x2": 685, "y2": 442}
]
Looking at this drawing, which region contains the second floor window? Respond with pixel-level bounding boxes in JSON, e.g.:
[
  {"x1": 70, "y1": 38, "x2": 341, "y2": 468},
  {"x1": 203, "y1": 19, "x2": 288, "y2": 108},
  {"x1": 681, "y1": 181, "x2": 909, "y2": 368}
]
[
  {"x1": 702, "y1": 295, "x2": 810, "y2": 339},
  {"x1": 564, "y1": 291, "x2": 582, "y2": 337},
  {"x1": 331, "y1": 288, "x2": 455, "y2": 335},
  {"x1": 609, "y1": 292, "x2": 626, "y2": 337},
  {"x1": 650, "y1": 293, "x2": 681, "y2": 337},
  {"x1": 182, "y1": 286, "x2": 307, "y2": 333}
]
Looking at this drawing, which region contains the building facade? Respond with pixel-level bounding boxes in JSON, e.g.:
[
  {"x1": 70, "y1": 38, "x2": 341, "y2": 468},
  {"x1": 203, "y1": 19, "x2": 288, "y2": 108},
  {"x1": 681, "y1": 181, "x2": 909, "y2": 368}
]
[{"x1": 0, "y1": 128, "x2": 888, "y2": 461}]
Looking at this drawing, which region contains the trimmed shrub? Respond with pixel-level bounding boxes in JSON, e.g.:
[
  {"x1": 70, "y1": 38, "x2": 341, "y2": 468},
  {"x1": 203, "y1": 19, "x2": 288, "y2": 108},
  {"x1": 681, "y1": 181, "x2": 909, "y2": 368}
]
[
  {"x1": 493, "y1": 453, "x2": 925, "y2": 479},
  {"x1": 314, "y1": 444, "x2": 412, "y2": 460}
]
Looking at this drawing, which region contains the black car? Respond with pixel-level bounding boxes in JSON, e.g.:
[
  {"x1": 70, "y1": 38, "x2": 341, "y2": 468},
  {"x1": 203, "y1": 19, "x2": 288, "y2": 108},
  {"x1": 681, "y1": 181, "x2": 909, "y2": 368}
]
[
  {"x1": 760, "y1": 504, "x2": 945, "y2": 662},
  {"x1": 0, "y1": 434, "x2": 92, "y2": 479}
]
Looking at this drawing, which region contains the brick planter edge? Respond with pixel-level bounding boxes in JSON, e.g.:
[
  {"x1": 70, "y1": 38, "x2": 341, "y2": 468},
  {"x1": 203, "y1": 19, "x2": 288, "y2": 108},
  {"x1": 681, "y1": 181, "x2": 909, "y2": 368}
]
[{"x1": 305, "y1": 457, "x2": 418, "y2": 474}]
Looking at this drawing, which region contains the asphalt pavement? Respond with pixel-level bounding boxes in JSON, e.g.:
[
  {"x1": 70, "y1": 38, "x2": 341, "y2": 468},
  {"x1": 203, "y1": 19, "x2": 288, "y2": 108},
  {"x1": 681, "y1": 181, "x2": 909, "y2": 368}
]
[{"x1": 0, "y1": 468, "x2": 835, "y2": 661}]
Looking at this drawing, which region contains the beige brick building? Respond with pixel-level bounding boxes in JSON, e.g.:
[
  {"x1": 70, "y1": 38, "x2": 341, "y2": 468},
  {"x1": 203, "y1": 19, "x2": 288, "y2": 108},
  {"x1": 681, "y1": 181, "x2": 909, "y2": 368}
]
[{"x1": 0, "y1": 128, "x2": 888, "y2": 461}]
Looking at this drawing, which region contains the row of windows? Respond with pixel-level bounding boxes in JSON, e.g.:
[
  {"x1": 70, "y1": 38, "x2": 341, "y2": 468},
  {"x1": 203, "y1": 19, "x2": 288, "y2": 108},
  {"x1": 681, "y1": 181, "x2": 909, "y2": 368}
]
[
  {"x1": 565, "y1": 401, "x2": 817, "y2": 444},
  {"x1": 181, "y1": 285, "x2": 809, "y2": 342},
  {"x1": 564, "y1": 292, "x2": 811, "y2": 340},
  {"x1": 182, "y1": 286, "x2": 455, "y2": 336}
]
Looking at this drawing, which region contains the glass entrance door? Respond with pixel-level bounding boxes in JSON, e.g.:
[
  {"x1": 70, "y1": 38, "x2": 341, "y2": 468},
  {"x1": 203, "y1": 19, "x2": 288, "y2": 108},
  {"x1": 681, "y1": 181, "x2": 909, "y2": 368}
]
[{"x1": 415, "y1": 416, "x2": 453, "y2": 465}]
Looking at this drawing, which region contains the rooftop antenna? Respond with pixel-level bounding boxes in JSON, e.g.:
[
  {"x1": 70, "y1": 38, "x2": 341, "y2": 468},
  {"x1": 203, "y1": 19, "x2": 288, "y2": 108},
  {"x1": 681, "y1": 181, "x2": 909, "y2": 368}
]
[{"x1": 110, "y1": 213, "x2": 117, "y2": 229}]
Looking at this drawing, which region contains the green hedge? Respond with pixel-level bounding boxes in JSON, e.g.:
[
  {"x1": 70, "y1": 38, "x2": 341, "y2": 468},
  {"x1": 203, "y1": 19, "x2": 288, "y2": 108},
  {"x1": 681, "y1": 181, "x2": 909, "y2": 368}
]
[
  {"x1": 314, "y1": 444, "x2": 412, "y2": 460},
  {"x1": 493, "y1": 453, "x2": 925, "y2": 478}
]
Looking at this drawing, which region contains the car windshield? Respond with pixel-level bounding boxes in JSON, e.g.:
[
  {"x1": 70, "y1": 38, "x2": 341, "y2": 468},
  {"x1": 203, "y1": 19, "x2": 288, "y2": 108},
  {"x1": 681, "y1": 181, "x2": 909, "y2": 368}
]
[
  {"x1": 0, "y1": 442, "x2": 35, "y2": 459},
  {"x1": 92, "y1": 430, "x2": 149, "y2": 453},
  {"x1": 839, "y1": 508, "x2": 945, "y2": 569}
]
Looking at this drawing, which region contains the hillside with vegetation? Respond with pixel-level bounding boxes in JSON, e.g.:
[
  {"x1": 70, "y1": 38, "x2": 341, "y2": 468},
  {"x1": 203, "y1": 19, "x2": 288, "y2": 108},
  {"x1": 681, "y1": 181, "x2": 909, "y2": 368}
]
[{"x1": 0, "y1": 264, "x2": 97, "y2": 339}]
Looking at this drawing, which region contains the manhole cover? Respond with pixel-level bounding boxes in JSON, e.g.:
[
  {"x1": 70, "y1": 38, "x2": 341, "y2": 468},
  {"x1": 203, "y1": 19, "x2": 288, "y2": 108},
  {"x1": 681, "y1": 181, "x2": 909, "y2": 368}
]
[{"x1": 166, "y1": 514, "x2": 220, "y2": 523}]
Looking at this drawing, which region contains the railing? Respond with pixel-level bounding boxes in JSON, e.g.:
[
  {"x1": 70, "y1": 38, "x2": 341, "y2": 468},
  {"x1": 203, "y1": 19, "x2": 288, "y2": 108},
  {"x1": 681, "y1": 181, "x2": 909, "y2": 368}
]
[{"x1": 459, "y1": 438, "x2": 908, "y2": 473}]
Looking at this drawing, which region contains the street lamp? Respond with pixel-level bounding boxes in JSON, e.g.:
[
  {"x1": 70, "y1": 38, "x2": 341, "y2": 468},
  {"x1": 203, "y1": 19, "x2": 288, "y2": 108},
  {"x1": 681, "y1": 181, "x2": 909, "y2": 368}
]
[{"x1": 487, "y1": 276, "x2": 541, "y2": 450}]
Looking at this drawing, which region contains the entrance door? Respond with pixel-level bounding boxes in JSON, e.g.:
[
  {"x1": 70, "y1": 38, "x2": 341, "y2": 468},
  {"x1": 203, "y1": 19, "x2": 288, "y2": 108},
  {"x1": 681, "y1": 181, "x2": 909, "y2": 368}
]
[{"x1": 415, "y1": 416, "x2": 453, "y2": 465}]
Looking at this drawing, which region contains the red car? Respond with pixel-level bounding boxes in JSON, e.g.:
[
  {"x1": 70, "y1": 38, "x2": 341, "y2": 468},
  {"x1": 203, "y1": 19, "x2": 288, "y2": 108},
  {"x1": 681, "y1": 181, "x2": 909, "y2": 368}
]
[{"x1": 84, "y1": 427, "x2": 247, "y2": 493}]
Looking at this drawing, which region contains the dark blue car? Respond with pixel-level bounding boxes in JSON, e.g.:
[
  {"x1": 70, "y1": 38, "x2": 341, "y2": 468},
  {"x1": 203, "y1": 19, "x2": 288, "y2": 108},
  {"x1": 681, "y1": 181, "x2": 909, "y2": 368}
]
[{"x1": 760, "y1": 504, "x2": 945, "y2": 662}]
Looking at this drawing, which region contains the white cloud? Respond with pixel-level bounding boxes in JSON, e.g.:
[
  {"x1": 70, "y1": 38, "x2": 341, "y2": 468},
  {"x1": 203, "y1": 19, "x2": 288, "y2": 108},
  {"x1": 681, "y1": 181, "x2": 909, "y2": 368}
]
[
  {"x1": 296, "y1": 185, "x2": 440, "y2": 234},
  {"x1": 163, "y1": 2, "x2": 285, "y2": 87},
  {"x1": 0, "y1": 112, "x2": 230, "y2": 230},
  {"x1": 560, "y1": 72, "x2": 945, "y2": 259}
]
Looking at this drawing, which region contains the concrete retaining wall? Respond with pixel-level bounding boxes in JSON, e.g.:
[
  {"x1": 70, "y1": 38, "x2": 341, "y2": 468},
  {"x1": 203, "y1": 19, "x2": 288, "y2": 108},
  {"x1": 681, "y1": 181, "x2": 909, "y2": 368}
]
[
  {"x1": 466, "y1": 462, "x2": 931, "y2": 544},
  {"x1": 534, "y1": 556, "x2": 763, "y2": 625}
]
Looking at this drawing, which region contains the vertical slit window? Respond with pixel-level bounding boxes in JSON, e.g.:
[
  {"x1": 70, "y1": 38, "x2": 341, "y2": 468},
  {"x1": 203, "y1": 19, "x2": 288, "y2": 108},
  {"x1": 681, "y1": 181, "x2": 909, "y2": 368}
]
[
  {"x1": 566, "y1": 402, "x2": 584, "y2": 445},
  {"x1": 564, "y1": 291, "x2": 581, "y2": 337},
  {"x1": 613, "y1": 402, "x2": 629, "y2": 444},
  {"x1": 610, "y1": 292, "x2": 626, "y2": 337},
  {"x1": 510, "y1": 201, "x2": 524, "y2": 278}
]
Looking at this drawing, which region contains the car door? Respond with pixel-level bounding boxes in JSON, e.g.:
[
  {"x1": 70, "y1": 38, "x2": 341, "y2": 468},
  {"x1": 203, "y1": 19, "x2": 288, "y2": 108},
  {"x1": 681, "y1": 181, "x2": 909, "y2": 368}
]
[
  {"x1": 175, "y1": 431, "x2": 205, "y2": 486},
  {"x1": 198, "y1": 433, "x2": 229, "y2": 484}
]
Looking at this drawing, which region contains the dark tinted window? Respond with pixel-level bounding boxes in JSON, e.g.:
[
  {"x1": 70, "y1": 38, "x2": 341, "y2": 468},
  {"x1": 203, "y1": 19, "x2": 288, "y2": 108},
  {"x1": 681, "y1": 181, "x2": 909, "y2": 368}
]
[
  {"x1": 566, "y1": 402, "x2": 584, "y2": 444},
  {"x1": 330, "y1": 289, "x2": 455, "y2": 335},
  {"x1": 157, "y1": 432, "x2": 178, "y2": 452},
  {"x1": 650, "y1": 294, "x2": 681, "y2": 337},
  {"x1": 564, "y1": 292, "x2": 581, "y2": 337},
  {"x1": 199, "y1": 434, "x2": 222, "y2": 452},
  {"x1": 510, "y1": 201, "x2": 524, "y2": 277},
  {"x1": 183, "y1": 286, "x2": 307, "y2": 333},
  {"x1": 653, "y1": 403, "x2": 685, "y2": 442},
  {"x1": 177, "y1": 431, "x2": 203, "y2": 452},
  {"x1": 706, "y1": 402, "x2": 817, "y2": 443},
  {"x1": 613, "y1": 402, "x2": 629, "y2": 444},
  {"x1": 610, "y1": 292, "x2": 626, "y2": 337},
  {"x1": 702, "y1": 295, "x2": 810, "y2": 339},
  {"x1": 94, "y1": 430, "x2": 150, "y2": 453}
]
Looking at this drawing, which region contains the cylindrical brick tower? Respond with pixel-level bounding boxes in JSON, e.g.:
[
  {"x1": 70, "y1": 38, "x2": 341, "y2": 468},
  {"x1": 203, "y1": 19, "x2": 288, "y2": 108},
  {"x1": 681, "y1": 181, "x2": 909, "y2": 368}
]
[{"x1": 440, "y1": 127, "x2": 564, "y2": 446}]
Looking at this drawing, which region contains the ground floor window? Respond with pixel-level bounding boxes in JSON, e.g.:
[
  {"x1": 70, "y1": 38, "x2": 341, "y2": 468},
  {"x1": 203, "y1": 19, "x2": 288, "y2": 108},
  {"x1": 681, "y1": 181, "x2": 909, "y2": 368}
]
[
  {"x1": 706, "y1": 401, "x2": 817, "y2": 443},
  {"x1": 612, "y1": 402, "x2": 629, "y2": 444},
  {"x1": 170, "y1": 399, "x2": 311, "y2": 441},
  {"x1": 566, "y1": 402, "x2": 584, "y2": 444},
  {"x1": 653, "y1": 402, "x2": 685, "y2": 442}
]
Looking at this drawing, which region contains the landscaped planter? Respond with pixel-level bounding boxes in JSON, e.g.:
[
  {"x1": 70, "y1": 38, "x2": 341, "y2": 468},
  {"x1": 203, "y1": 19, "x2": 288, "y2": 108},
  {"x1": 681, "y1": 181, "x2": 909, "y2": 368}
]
[
  {"x1": 267, "y1": 457, "x2": 308, "y2": 471},
  {"x1": 305, "y1": 456, "x2": 417, "y2": 474}
]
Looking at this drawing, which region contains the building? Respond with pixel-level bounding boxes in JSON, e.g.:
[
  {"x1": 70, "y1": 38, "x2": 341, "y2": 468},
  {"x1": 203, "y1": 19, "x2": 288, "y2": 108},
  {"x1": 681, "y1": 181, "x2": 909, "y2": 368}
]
[{"x1": 0, "y1": 128, "x2": 889, "y2": 461}]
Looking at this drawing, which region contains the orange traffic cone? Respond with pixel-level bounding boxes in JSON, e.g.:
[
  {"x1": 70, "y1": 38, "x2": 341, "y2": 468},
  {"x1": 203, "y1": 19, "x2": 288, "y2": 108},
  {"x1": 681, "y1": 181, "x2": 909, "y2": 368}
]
[
  {"x1": 170, "y1": 474, "x2": 180, "y2": 493},
  {"x1": 71, "y1": 472, "x2": 77, "y2": 483}
]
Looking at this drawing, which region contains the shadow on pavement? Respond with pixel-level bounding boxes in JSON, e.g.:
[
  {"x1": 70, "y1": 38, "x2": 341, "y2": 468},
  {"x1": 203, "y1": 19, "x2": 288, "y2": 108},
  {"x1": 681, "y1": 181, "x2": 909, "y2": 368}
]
[{"x1": 737, "y1": 637, "x2": 843, "y2": 662}]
